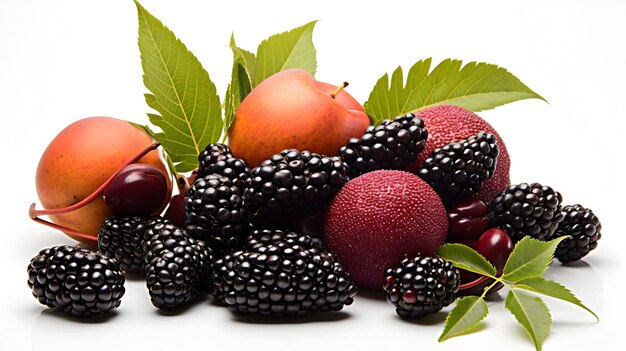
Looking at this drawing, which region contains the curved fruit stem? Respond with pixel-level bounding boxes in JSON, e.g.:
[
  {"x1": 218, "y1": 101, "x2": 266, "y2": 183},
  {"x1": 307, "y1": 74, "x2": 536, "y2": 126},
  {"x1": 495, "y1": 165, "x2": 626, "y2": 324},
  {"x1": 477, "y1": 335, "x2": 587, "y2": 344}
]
[
  {"x1": 330, "y1": 81, "x2": 349, "y2": 99},
  {"x1": 459, "y1": 276, "x2": 490, "y2": 291},
  {"x1": 29, "y1": 141, "x2": 161, "y2": 240}
]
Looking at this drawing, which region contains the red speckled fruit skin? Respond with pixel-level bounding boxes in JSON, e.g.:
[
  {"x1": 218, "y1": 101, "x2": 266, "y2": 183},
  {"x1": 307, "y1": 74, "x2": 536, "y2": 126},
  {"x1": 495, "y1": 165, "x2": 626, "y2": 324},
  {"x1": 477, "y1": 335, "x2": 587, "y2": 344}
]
[
  {"x1": 323, "y1": 170, "x2": 448, "y2": 289},
  {"x1": 406, "y1": 105, "x2": 511, "y2": 204}
]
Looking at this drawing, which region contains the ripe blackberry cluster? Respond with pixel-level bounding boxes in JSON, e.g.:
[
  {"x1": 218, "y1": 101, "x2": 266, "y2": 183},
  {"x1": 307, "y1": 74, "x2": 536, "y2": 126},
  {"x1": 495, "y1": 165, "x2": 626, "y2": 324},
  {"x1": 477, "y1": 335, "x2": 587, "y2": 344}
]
[
  {"x1": 184, "y1": 174, "x2": 248, "y2": 254},
  {"x1": 339, "y1": 113, "x2": 428, "y2": 177},
  {"x1": 488, "y1": 182, "x2": 565, "y2": 242},
  {"x1": 418, "y1": 131, "x2": 499, "y2": 206},
  {"x1": 243, "y1": 149, "x2": 349, "y2": 226},
  {"x1": 27, "y1": 245, "x2": 125, "y2": 317},
  {"x1": 551, "y1": 204, "x2": 601, "y2": 262},
  {"x1": 198, "y1": 143, "x2": 250, "y2": 187},
  {"x1": 383, "y1": 256, "x2": 460, "y2": 319},
  {"x1": 211, "y1": 230, "x2": 357, "y2": 316},
  {"x1": 97, "y1": 215, "x2": 167, "y2": 273},
  {"x1": 245, "y1": 228, "x2": 324, "y2": 252},
  {"x1": 143, "y1": 222, "x2": 213, "y2": 309}
]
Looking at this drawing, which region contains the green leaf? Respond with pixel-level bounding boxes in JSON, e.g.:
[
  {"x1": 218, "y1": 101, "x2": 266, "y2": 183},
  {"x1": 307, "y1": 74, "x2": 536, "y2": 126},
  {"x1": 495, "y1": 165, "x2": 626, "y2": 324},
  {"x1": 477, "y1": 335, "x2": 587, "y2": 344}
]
[
  {"x1": 364, "y1": 58, "x2": 545, "y2": 124},
  {"x1": 438, "y1": 243, "x2": 497, "y2": 278},
  {"x1": 224, "y1": 35, "x2": 253, "y2": 136},
  {"x1": 230, "y1": 33, "x2": 257, "y2": 85},
  {"x1": 439, "y1": 296, "x2": 489, "y2": 342},
  {"x1": 502, "y1": 236, "x2": 567, "y2": 283},
  {"x1": 254, "y1": 21, "x2": 317, "y2": 86},
  {"x1": 514, "y1": 276, "x2": 598, "y2": 321},
  {"x1": 506, "y1": 289, "x2": 551, "y2": 351},
  {"x1": 135, "y1": 0, "x2": 222, "y2": 173}
]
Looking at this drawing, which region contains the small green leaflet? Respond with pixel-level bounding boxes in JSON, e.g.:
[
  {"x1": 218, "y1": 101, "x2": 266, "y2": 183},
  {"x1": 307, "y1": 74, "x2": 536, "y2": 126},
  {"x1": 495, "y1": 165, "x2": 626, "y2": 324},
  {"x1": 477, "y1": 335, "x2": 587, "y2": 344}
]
[
  {"x1": 364, "y1": 58, "x2": 546, "y2": 125},
  {"x1": 230, "y1": 34, "x2": 257, "y2": 83},
  {"x1": 224, "y1": 35, "x2": 253, "y2": 135},
  {"x1": 439, "y1": 296, "x2": 489, "y2": 342},
  {"x1": 438, "y1": 243, "x2": 497, "y2": 277},
  {"x1": 503, "y1": 236, "x2": 567, "y2": 283},
  {"x1": 135, "y1": 0, "x2": 222, "y2": 173},
  {"x1": 254, "y1": 21, "x2": 317, "y2": 86},
  {"x1": 514, "y1": 276, "x2": 598, "y2": 320},
  {"x1": 506, "y1": 289, "x2": 552, "y2": 351}
]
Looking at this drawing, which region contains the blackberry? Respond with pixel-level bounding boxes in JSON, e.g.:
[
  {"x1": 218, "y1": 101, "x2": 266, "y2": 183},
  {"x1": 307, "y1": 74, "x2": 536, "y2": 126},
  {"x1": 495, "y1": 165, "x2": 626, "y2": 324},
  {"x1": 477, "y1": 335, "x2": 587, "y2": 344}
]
[
  {"x1": 144, "y1": 222, "x2": 213, "y2": 309},
  {"x1": 488, "y1": 182, "x2": 565, "y2": 242},
  {"x1": 211, "y1": 234, "x2": 357, "y2": 315},
  {"x1": 198, "y1": 143, "x2": 233, "y2": 172},
  {"x1": 27, "y1": 245, "x2": 125, "y2": 317},
  {"x1": 97, "y1": 215, "x2": 167, "y2": 273},
  {"x1": 245, "y1": 229, "x2": 324, "y2": 252},
  {"x1": 418, "y1": 131, "x2": 499, "y2": 206},
  {"x1": 551, "y1": 204, "x2": 601, "y2": 262},
  {"x1": 383, "y1": 256, "x2": 459, "y2": 319},
  {"x1": 243, "y1": 149, "x2": 349, "y2": 226},
  {"x1": 185, "y1": 174, "x2": 248, "y2": 255},
  {"x1": 198, "y1": 143, "x2": 250, "y2": 187},
  {"x1": 339, "y1": 113, "x2": 428, "y2": 177}
]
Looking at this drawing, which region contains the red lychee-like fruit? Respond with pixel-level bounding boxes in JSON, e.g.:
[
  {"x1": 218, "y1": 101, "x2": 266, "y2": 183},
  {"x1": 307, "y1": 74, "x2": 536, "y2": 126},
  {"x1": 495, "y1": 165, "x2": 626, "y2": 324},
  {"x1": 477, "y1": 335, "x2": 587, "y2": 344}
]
[
  {"x1": 407, "y1": 105, "x2": 511, "y2": 204},
  {"x1": 323, "y1": 170, "x2": 448, "y2": 289}
]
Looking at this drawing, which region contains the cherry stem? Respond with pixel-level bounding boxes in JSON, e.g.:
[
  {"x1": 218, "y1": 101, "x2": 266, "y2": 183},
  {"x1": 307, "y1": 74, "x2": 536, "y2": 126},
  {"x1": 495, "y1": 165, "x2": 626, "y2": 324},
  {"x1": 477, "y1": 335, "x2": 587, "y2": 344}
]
[
  {"x1": 459, "y1": 276, "x2": 490, "y2": 290},
  {"x1": 29, "y1": 141, "x2": 161, "y2": 239},
  {"x1": 330, "y1": 81, "x2": 349, "y2": 99}
]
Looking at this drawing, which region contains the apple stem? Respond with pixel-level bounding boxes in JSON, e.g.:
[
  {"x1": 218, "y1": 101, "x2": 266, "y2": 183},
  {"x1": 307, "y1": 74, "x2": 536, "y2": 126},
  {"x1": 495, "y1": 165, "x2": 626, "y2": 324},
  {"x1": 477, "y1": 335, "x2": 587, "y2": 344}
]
[
  {"x1": 330, "y1": 81, "x2": 349, "y2": 99},
  {"x1": 29, "y1": 141, "x2": 161, "y2": 239}
]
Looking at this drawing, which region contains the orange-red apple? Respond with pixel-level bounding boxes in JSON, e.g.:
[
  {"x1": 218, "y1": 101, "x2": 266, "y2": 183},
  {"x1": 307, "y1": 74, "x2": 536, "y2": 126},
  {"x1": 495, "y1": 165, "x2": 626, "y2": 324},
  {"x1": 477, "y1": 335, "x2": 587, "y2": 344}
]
[
  {"x1": 228, "y1": 69, "x2": 370, "y2": 167},
  {"x1": 35, "y1": 117, "x2": 171, "y2": 243}
]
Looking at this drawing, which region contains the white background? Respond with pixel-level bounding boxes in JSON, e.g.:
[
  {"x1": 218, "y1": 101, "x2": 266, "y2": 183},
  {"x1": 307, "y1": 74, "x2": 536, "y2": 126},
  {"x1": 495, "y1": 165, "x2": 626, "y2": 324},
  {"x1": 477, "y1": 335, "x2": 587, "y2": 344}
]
[{"x1": 1, "y1": 0, "x2": 624, "y2": 350}]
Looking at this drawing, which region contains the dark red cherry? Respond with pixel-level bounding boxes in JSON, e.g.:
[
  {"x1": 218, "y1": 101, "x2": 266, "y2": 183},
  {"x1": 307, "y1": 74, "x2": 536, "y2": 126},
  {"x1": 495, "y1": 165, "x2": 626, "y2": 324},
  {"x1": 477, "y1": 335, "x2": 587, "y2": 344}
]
[
  {"x1": 163, "y1": 194, "x2": 185, "y2": 228},
  {"x1": 103, "y1": 163, "x2": 168, "y2": 216},
  {"x1": 475, "y1": 228, "x2": 513, "y2": 275},
  {"x1": 447, "y1": 198, "x2": 488, "y2": 241}
]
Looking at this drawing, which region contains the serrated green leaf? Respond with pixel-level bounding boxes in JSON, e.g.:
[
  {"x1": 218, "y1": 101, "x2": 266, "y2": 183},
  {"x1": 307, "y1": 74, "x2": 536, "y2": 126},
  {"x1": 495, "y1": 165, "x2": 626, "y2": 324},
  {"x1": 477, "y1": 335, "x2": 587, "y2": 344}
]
[
  {"x1": 254, "y1": 21, "x2": 317, "y2": 86},
  {"x1": 224, "y1": 35, "x2": 253, "y2": 136},
  {"x1": 506, "y1": 289, "x2": 551, "y2": 351},
  {"x1": 514, "y1": 276, "x2": 598, "y2": 321},
  {"x1": 439, "y1": 296, "x2": 489, "y2": 342},
  {"x1": 230, "y1": 33, "x2": 256, "y2": 85},
  {"x1": 364, "y1": 58, "x2": 545, "y2": 124},
  {"x1": 135, "y1": 0, "x2": 222, "y2": 173},
  {"x1": 438, "y1": 243, "x2": 497, "y2": 278},
  {"x1": 224, "y1": 62, "x2": 251, "y2": 136},
  {"x1": 503, "y1": 236, "x2": 567, "y2": 283}
]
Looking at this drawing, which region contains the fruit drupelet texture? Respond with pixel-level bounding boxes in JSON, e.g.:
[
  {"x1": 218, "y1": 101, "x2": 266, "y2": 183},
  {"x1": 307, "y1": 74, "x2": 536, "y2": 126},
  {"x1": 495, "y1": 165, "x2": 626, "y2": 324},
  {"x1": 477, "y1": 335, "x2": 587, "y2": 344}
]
[
  {"x1": 418, "y1": 131, "x2": 499, "y2": 206},
  {"x1": 339, "y1": 113, "x2": 428, "y2": 178},
  {"x1": 383, "y1": 256, "x2": 460, "y2": 319},
  {"x1": 407, "y1": 105, "x2": 511, "y2": 204},
  {"x1": 27, "y1": 245, "x2": 125, "y2": 317},
  {"x1": 243, "y1": 149, "x2": 349, "y2": 227},
  {"x1": 211, "y1": 231, "x2": 357, "y2": 316},
  {"x1": 551, "y1": 204, "x2": 601, "y2": 262},
  {"x1": 488, "y1": 182, "x2": 565, "y2": 242},
  {"x1": 198, "y1": 143, "x2": 250, "y2": 188},
  {"x1": 185, "y1": 174, "x2": 248, "y2": 255},
  {"x1": 143, "y1": 222, "x2": 213, "y2": 309}
]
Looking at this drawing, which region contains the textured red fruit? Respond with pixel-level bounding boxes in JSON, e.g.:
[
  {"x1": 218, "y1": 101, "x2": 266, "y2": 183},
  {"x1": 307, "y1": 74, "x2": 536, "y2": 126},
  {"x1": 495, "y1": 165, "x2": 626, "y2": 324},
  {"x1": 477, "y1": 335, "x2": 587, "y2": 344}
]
[
  {"x1": 407, "y1": 105, "x2": 510, "y2": 203},
  {"x1": 323, "y1": 170, "x2": 448, "y2": 289}
]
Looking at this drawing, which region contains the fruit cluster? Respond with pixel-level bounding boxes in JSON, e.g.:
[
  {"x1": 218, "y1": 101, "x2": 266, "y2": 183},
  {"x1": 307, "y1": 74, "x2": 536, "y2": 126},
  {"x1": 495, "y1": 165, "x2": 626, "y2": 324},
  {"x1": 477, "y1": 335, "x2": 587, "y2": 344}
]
[{"x1": 28, "y1": 75, "x2": 601, "y2": 321}]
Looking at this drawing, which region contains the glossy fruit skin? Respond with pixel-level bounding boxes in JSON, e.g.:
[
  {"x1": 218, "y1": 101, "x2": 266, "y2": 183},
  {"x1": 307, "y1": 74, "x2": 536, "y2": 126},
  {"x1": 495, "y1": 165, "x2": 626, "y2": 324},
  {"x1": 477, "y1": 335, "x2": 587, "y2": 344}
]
[
  {"x1": 36, "y1": 117, "x2": 171, "y2": 243},
  {"x1": 324, "y1": 170, "x2": 448, "y2": 289},
  {"x1": 447, "y1": 198, "x2": 488, "y2": 242},
  {"x1": 228, "y1": 69, "x2": 370, "y2": 167},
  {"x1": 103, "y1": 163, "x2": 168, "y2": 216},
  {"x1": 406, "y1": 105, "x2": 510, "y2": 204},
  {"x1": 163, "y1": 194, "x2": 185, "y2": 228},
  {"x1": 458, "y1": 228, "x2": 513, "y2": 296}
]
